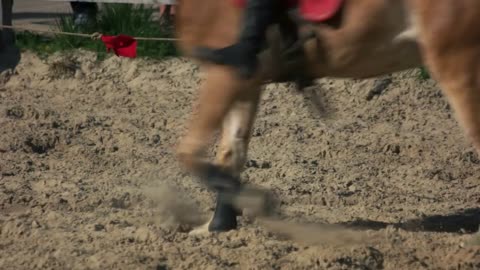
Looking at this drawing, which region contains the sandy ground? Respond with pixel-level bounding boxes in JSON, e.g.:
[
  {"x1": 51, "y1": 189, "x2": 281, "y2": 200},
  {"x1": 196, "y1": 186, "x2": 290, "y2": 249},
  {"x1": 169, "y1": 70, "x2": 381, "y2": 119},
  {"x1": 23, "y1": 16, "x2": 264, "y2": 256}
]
[{"x1": 0, "y1": 51, "x2": 479, "y2": 269}]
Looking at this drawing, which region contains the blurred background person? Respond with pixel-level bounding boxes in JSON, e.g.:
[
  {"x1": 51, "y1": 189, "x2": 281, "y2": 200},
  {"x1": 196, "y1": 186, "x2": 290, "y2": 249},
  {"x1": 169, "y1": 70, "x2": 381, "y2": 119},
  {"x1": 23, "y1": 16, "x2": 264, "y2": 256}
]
[
  {"x1": 70, "y1": 1, "x2": 98, "y2": 26},
  {"x1": 159, "y1": 0, "x2": 175, "y2": 28}
]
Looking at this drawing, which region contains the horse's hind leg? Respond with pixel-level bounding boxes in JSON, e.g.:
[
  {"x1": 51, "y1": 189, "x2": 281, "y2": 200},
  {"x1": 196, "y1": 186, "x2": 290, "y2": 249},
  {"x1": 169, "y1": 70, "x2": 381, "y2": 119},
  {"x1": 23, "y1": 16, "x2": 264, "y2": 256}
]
[
  {"x1": 415, "y1": 1, "x2": 480, "y2": 238},
  {"x1": 415, "y1": 2, "x2": 480, "y2": 153}
]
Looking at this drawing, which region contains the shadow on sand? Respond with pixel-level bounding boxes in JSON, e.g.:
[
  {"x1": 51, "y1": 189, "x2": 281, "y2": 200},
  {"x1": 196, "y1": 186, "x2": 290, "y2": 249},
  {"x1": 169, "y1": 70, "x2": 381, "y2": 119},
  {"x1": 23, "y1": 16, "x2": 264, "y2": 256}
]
[
  {"x1": 259, "y1": 208, "x2": 480, "y2": 247},
  {"x1": 340, "y1": 208, "x2": 480, "y2": 234}
]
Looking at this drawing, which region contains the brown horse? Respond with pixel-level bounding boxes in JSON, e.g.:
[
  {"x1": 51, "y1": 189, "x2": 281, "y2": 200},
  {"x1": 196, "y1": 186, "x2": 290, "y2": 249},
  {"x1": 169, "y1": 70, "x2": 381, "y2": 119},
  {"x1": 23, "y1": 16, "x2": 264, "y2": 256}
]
[{"x1": 173, "y1": 0, "x2": 480, "y2": 233}]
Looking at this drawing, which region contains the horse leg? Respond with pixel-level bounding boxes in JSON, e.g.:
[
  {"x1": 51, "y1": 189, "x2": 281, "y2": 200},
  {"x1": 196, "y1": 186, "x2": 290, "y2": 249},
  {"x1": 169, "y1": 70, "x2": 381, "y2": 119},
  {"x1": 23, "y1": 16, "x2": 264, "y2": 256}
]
[
  {"x1": 212, "y1": 90, "x2": 262, "y2": 232},
  {"x1": 189, "y1": 90, "x2": 261, "y2": 234},
  {"x1": 415, "y1": 1, "x2": 480, "y2": 238},
  {"x1": 177, "y1": 65, "x2": 262, "y2": 233},
  {"x1": 177, "y1": 66, "x2": 244, "y2": 171}
]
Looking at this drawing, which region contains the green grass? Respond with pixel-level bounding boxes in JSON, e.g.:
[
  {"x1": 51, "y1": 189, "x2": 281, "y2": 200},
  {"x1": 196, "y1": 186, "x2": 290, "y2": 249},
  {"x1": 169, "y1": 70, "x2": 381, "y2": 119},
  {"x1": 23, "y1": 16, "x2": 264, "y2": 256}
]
[
  {"x1": 15, "y1": 3, "x2": 177, "y2": 59},
  {"x1": 418, "y1": 67, "x2": 431, "y2": 80}
]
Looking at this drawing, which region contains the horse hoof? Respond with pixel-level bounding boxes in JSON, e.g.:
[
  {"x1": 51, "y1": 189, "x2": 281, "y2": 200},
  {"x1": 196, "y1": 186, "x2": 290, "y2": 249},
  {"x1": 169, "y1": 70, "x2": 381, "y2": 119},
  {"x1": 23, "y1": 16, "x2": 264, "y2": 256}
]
[
  {"x1": 208, "y1": 217, "x2": 237, "y2": 232},
  {"x1": 208, "y1": 199, "x2": 238, "y2": 232}
]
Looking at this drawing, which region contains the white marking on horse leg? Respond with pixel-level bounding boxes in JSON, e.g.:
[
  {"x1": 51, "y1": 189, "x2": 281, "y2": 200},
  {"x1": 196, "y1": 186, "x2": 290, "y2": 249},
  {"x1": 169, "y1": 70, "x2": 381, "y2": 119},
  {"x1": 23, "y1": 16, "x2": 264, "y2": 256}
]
[
  {"x1": 216, "y1": 107, "x2": 248, "y2": 174},
  {"x1": 228, "y1": 110, "x2": 247, "y2": 174},
  {"x1": 394, "y1": 11, "x2": 419, "y2": 42},
  {"x1": 189, "y1": 215, "x2": 213, "y2": 235}
]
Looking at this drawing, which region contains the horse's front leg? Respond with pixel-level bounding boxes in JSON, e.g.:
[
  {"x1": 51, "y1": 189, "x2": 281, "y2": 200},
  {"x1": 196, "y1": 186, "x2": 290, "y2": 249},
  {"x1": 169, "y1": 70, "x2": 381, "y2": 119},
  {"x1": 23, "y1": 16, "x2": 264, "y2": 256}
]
[
  {"x1": 177, "y1": 66, "x2": 243, "y2": 171},
  {"x1": 206, "y1": 88, "x2": 261, "y2": 233},
  {"x1": 177, "y1": 65, "x2": 262, "y2": 232}
]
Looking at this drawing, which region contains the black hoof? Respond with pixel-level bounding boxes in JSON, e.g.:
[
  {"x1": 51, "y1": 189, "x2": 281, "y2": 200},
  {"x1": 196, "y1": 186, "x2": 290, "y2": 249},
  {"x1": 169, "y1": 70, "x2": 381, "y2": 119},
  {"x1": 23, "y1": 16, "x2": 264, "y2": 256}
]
[
  {"x1": 197, "y1": 165, "x2": 276, "y2": 231},
  {"x1": 208, "y1": 195, "x2": 238, "y2": 232},
  {"x1": 196, "y1": 165, "x2": 241, "y2": 232}
]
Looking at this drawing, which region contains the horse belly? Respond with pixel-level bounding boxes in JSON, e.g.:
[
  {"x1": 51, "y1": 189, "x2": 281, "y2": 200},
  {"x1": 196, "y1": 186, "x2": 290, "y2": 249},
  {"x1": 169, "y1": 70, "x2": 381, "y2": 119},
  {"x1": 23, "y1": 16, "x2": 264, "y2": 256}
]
[
  {"x1": 316, "y1": 4, "x2": 423, "y2": 78},
  {"x1": 326, "y1": 40, "x2": 422, "y2": 78}
]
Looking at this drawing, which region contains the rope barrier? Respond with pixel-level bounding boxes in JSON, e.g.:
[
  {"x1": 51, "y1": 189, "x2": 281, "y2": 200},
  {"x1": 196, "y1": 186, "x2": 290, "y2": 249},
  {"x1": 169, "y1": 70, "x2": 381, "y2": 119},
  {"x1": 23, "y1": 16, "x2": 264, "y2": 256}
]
[{"x1": 0, "y1": 24, "x2": 178, "y2": 41}]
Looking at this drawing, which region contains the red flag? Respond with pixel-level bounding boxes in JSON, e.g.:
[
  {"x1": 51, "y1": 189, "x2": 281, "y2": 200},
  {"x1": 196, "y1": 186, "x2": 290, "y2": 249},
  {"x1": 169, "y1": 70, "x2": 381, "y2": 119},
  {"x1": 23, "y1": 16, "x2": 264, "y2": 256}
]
[{"x1": 100, "y1": 34, "x2": 137, "y2": 58}]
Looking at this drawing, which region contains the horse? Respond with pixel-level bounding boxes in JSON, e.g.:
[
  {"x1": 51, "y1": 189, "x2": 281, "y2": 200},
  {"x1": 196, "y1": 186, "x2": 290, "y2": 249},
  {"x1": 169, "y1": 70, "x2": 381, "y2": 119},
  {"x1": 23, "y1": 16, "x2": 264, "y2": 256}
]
[{"x1": 173, "y1": 0, "x2": 480, "y2": 234}]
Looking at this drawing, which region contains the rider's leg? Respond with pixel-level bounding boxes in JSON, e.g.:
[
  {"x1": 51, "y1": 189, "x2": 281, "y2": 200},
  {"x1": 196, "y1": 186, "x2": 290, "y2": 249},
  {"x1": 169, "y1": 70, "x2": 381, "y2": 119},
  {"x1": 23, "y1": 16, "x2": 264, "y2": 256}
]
[{"x1": 194, "y1": 0, "x2": 277, "y2": 79}]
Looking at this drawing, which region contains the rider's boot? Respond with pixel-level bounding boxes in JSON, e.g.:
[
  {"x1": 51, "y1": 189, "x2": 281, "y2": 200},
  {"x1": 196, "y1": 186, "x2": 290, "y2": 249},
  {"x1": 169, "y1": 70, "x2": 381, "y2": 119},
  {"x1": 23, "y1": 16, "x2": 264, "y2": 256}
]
[{"x1": 194, "y1": 0, "x2": 276, "y2": 79}]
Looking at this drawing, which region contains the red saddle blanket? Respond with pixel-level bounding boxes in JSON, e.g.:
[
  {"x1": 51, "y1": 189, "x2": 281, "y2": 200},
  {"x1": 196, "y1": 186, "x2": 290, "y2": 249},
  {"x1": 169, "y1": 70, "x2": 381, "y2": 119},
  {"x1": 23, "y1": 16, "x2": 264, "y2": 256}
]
[{"x1": 233, "y1": 0, "x2": 343, "y2": 22}]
